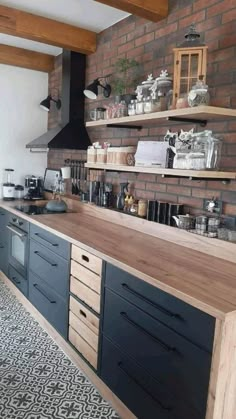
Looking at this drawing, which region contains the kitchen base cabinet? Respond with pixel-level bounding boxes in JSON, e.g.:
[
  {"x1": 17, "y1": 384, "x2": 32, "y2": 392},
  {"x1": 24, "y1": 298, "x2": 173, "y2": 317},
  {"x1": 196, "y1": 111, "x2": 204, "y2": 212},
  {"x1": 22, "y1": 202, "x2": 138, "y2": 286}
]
[
  {"x1": 0, "y1": 208, "x2": 9, "y2": 276},
  {"x1": 9, "y1": 265, "x2": 28, "y2": 297}
]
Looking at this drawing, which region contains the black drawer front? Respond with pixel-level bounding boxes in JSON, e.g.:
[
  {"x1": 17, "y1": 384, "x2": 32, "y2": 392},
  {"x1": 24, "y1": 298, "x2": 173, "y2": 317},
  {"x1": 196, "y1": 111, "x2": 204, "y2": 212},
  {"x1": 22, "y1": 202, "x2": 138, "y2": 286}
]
[
  {"x1": 29, "y1": 271, "x2": 68, "y2": 338},
  {"x1": 0, "y1": 208, "x2": 9, "y2": 230},
  {"x1": 103, "y1": 288, "x2": 211, "y2": 416},
  {"x1": 30, "y1": 224, "x2": 70, "y2": 260},
  {"x1": 105, "y1": 263, "x2": 215, "y2": 352},
  {"x1": 29, "y1": 240, "x2": 69, "y2": 299},
  {"x1": 0, "y1": 235, "x2": 9, "y2": 276},
  {"x1": 9, "y1": 265, "x2": 28, "y2": 297},
  {"x1": 101, "y1": 336, "x2": 202, "y2": 419}
]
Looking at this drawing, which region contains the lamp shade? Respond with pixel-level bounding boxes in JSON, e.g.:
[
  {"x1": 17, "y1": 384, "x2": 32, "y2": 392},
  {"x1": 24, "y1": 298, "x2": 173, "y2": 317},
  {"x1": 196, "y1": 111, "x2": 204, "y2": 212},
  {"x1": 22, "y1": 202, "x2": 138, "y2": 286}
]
[
  {"x1": 40, "y1": 95, "x2": 51, "y2": 111},
  {"x1": 83, "y1": 80, "x2": 99, "y2": 99}
]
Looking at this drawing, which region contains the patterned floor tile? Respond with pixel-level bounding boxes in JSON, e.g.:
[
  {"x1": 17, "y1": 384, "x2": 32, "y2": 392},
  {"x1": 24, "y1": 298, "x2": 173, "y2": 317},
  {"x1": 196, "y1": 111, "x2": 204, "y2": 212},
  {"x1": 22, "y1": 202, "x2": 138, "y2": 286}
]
[{"x1": 0, "y1": 279, "x2": 119, "y2": 419}]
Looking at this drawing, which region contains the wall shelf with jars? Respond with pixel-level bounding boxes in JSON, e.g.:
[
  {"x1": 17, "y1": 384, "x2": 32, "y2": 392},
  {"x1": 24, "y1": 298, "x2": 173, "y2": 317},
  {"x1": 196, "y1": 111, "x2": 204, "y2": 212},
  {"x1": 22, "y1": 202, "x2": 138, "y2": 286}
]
[{"x1": 85, "y1": 105, "x2": 236, "y2": 129}]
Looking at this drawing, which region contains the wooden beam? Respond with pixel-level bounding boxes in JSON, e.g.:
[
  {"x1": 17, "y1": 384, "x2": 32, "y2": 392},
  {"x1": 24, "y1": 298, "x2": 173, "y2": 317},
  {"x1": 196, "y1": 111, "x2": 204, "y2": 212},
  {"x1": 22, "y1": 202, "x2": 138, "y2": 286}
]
[
  {"x1": 0, "y1": 5, "x2": 96, "y2": 54},
  {"x1": 0, "y1": 44, "x2": 54, "y2": 72},
  {"x1": 95, "y1": 0, "x2": 168, "y2": 21}
]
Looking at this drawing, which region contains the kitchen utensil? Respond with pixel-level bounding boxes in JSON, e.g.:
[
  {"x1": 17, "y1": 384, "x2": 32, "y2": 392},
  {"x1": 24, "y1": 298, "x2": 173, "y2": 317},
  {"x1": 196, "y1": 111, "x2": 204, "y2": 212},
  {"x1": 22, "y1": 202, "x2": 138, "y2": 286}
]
[
  {"x1": 116, "y1": 183, "x2": 129, "y2": 210},
  {"x1": 195, "y1": 216, "x2": 208, "y2": 233},
  {"x1": 71, "y1": 160, "x2": 75, "y2": 195},
  {"x1": 147, "y1": 201, "x2": 157, "y2": 221},
  {"x1": 157, "y1": 201, "x2": 169, "y2": 224},
  {"x1": 14, "y1": 185, "x2": 24, "y2": 199},
  {"x1": 172, "y1": 214, "x2": 195, "y2": 230},
  {"x1": 3, "y1": 169, "x2": 15, "y2": 201},
  {"x1": 167, "y1": 203, "x2": 183, "y2": 226}
]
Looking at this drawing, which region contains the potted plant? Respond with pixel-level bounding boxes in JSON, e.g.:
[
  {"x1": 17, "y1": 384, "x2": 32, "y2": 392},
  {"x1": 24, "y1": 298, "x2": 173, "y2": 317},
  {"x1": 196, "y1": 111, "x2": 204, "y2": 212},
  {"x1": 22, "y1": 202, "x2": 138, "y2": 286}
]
[{"x1": 112, "y1": 58, "x2": 139, "y2": 104}]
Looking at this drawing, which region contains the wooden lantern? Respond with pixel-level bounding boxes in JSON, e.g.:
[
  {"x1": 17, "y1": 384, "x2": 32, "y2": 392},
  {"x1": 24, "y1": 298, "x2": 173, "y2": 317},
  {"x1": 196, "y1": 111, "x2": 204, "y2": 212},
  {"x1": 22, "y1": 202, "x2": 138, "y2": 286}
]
[{"x1": 173, "y1": 24, "x2": 208, "y2": 108}]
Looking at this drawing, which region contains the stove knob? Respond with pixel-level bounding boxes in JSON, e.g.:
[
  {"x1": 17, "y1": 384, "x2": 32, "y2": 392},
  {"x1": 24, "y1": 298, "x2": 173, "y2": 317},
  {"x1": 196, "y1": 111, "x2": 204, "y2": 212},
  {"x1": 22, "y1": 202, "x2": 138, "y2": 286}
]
[
  {"x1": 19, "y1": 221, "x2": 23, "y2": 226},
  {"x1": 12, "y1": 217, "x2": 17, "y2": 222}
]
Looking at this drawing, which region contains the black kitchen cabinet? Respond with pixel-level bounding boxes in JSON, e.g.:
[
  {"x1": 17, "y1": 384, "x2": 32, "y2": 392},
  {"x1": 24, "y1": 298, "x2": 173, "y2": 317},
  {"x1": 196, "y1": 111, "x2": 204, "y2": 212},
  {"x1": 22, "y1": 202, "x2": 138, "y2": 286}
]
[
  {"x1": 0, "y1": 208, "x2": 10, "y2": 276},
  {"x1": 100, "y1": 263, "x2": 215, "y2": 419}
]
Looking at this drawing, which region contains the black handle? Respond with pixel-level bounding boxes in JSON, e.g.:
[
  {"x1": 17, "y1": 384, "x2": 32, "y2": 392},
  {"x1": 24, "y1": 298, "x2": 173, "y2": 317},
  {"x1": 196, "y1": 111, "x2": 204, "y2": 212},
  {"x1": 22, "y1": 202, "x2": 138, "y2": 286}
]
[
  {"x1": 33, "y1": 284, "x2": 56, "y2": 303},
  {"x1": 79, "y1": 309, "x2": 87, "y2": 318},
  {"x1": 0, "y1": 245, "x2": 4, "y2": 249},
  {"x1": 0, "y1": 213, "x2": 5, "y2": 216},
  {"x1": 118, "y1": 361, "x2": 172, "y2": 411},
  {"x1": 121, "y1": 283, "x2": 181, "y2": 320},
  {"x1": 82, "y1": 255, "x2": 89, "y2": 263},
  {"x1": 34, "y1": 251, "x2": 57, "y2": 267},
  {"x1": 120, "y1": 312, "x2": 176, "y2": 353},
  {"x1": 34, "y1": 232, "x2": 58, "y2": 247},
  {"x1": 11, "y1": 276, "x2": 21, "y2": 285}
]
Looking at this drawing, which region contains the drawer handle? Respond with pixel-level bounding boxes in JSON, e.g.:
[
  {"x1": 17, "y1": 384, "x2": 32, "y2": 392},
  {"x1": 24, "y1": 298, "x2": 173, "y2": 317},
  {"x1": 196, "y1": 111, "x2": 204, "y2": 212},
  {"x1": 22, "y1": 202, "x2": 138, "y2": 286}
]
[
  {"x1": 33, "y1": 284, "x2": 56, "y2": 304},
  {"x1": 121, "y1": 283, "x2": 181, "y2": 320},
  {"x1": 82, "y1": 255, "x2": 89, "y2": 263},
  {"x1": 79, "y1": 309, "x2": 87, "y2": 318},
  {"x1": 118, "y1": 361, "x2": 172, "y2": 411},
  {"x1": 120, "y1": 312, "x2": 176, "y2": 353},
  {"x1": 0, "y1": 245, "x2": 4, "y2": 249},
  {"x1": 34, "y1": 251, "x2": 57, "y2": 267},
  {"x1": 11, "y1": 276, "x2": 21, "y2": 285},
  {"x1": 34, "y1": 233, "x2": 58, "y2": 247}
]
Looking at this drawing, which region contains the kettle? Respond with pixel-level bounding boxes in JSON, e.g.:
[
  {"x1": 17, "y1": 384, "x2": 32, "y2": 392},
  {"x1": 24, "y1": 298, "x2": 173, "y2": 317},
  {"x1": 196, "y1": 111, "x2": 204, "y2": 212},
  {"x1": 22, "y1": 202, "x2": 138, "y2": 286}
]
[{"x1": 172, "y1": 214, "x2": 195, "y2": 230}]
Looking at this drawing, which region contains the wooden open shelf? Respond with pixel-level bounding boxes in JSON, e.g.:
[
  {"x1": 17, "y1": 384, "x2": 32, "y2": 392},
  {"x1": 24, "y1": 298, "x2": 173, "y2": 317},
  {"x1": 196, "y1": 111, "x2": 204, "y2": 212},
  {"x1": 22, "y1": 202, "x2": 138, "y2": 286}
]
[
  {"x1": 85, "y1": 163, "x2": 236, "y2": 180},
  {"x1": 85, "y1": 106, "x2": 236, "y2": 128}
]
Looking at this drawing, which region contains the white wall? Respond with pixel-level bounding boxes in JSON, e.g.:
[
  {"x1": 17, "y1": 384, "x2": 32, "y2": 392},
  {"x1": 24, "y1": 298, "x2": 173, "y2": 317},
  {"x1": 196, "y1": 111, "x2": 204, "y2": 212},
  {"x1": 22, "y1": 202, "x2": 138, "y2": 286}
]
[{"x1": 0, "y1": 64, "x2": 48, "y2": 198}]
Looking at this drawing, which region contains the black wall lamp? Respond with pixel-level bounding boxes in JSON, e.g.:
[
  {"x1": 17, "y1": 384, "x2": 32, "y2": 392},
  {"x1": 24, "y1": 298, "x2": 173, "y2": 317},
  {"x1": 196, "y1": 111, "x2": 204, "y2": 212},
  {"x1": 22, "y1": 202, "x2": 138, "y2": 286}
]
[
  {"x1": 40, "y1": 95, "x2": 62, "y2": 112},
  {"x1": 84, "y1": 76, "x2": 111, "y2": 100}
]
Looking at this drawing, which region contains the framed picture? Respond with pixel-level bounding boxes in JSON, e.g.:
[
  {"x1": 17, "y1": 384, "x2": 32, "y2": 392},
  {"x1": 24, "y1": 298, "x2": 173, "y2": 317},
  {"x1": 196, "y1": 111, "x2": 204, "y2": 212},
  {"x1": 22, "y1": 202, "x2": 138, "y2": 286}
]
[{"x1": 43, "y1": 169, "x2": 61, "y2": 192}]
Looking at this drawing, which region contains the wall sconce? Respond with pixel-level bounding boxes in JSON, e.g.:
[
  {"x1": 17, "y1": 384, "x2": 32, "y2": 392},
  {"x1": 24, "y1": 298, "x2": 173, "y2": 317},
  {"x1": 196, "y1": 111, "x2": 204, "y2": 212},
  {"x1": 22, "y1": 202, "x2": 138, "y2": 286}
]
[
  {"x1": 84, "y1": 77, "x2": 112, "y2": 100},
  {"x1": 40, "y1": 95, "x2": 62, "y2": 112}
]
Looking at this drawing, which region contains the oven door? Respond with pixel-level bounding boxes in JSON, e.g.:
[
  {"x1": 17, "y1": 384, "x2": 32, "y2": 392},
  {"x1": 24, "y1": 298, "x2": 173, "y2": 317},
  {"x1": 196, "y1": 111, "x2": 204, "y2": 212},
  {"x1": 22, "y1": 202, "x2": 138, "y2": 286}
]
[{"x1": 7, "y1": 224, "x2": 28, "y2": 278}]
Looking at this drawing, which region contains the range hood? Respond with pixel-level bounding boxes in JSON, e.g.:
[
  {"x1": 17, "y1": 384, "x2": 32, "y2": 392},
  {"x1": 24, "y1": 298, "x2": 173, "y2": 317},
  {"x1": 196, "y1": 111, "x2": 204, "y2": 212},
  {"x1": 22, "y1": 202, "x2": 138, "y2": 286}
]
[{"x1": 26, "y1": 50, "x2": 91, "y2": 150}]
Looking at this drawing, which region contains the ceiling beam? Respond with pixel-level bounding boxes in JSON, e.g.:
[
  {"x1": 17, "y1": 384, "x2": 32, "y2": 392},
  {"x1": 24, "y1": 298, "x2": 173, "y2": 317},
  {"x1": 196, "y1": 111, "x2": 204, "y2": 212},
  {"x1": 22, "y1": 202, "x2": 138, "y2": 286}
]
[
  {"x1": 0, "y1": 44, "x2": 55, "y2": 72},
  {"x1": 95, "y1": 0, "x2": 168, "y2": 21},
  {"x1": 0, "y1": 5, "x2": 96, "y2": 54}
]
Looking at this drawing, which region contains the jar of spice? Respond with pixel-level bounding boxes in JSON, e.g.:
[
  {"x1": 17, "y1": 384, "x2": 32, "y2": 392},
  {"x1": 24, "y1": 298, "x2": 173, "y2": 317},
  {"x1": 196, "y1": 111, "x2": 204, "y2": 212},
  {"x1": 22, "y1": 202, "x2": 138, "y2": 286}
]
[
  {"x1": 188, "y1": 77, "x2": 210, "y2": 107},
  {"x1": 138, "y1": 199, "x2": 147, "y2": 218}
]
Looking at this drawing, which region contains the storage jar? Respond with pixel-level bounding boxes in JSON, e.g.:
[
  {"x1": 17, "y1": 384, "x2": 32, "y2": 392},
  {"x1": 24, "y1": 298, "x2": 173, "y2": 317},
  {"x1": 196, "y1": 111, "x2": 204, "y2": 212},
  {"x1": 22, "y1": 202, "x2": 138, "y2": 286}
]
[
  {"x1": 96, "y1": 149, "x2": 107, "y2": 164},
  {"x1": 87, "y1": 148, "x2": 97, "y2": 163}
]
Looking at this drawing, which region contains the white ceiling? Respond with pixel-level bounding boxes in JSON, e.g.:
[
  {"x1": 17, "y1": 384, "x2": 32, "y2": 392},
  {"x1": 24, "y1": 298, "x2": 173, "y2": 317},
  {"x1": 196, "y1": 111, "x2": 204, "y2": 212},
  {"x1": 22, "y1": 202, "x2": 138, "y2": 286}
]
[{"x1": 0, "y1": 0, "x2": 129, "y2": 55}]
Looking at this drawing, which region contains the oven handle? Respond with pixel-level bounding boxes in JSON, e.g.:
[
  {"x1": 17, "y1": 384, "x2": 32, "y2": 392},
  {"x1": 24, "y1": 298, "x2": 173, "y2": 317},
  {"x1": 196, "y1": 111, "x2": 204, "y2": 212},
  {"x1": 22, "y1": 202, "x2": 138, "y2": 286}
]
[{"x1": 7, "y1": 224, "x2": 26, "y2": 238}]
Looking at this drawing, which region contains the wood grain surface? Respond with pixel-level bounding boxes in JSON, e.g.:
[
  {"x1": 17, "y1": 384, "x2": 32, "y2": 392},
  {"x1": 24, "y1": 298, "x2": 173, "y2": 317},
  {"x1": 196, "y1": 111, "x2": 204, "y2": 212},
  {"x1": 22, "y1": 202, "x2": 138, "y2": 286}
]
[
  {"x1": 0, "y1": 44, "x2": 54, "y2": 72},
  {"x1": 95, "y1": 0, "x2": 168, "y2": 21}
]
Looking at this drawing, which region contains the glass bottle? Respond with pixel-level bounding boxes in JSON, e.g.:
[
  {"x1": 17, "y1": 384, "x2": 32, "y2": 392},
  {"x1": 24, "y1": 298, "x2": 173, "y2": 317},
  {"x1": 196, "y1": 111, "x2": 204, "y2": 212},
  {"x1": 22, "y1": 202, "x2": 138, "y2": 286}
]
[
  {"x1": 128, "y1": 100, "x2": 136, "y2": 116},
  {"x1": 135, "y1": 98, "x2": 144, "y2": 115},
  {"x1": 144, "y1": 96, "x2": 153, "y2": 114},
  {"x1": 118, "y1": 100, "x2": 128, "y2": 118}
]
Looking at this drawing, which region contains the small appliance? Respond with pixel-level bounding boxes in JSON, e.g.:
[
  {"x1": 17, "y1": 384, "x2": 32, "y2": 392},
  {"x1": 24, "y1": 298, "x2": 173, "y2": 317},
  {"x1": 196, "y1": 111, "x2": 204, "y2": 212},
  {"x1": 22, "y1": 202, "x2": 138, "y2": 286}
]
[
  {"x1": 3, "y1": 169, "x2": 15, "y2": 201},
  {"x1": 23, "y1": 176, "x2": 44, "y2": 200}
]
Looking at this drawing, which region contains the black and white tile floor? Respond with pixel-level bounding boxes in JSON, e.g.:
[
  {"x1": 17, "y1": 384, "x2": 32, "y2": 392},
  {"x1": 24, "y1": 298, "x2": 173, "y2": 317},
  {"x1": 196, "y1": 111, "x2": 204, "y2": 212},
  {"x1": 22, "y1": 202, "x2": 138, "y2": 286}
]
[{"x1": 0, "y1": 279, "x2": 119, "y2": 419}]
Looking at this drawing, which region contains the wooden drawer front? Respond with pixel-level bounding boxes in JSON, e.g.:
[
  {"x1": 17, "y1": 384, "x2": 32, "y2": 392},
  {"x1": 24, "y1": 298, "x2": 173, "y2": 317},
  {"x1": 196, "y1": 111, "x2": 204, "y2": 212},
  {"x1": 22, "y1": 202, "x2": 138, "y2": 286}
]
[
  {"x1": 69, "y1": 326, "x2": 97, "y2": 369},
  {"x1": 70, "y1": 276, "x2": 100, "y2": 314},
  {"x1": 101, "y1": 336, "x2": 202, "y2": 419},
  {"x1": 71, "y1": 260, "x2": 101, "y2": 294},
  {"x1": 71, "y1": 245, "x2": 102, "y2": 276},
  {"x1": 29, "y1": 271, "x2": 68, "y2": 339},
  {"x1": 9, "y1": 265, "x2": 28, "y2": 297},
  {"x1": 69, "y1": 296, "x2": 99, "y2": 336},
  {"x1": 69, "y1": 311, "x2": 98, "y2": 351},
  {"x1": 30, "y1": 224, "x2": 70, "y2": 260},
  {"x1": 105, "y1": 263, "x2": 215, "y2": 352},
  {"x1": 103, "y1": 289, "x2": 211, "y2": 417},
  {"x1": 29, "y1": 240, "x2": 69, "y2": 299}
]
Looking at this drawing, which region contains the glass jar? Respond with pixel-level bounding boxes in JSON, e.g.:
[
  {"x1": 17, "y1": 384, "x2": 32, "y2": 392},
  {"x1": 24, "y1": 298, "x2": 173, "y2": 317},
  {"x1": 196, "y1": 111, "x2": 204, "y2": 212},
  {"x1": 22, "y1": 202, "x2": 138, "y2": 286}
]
[
  {"x1": 143, "y1": 97, "x2": 153, "y2": 114},
  {"x1": 128, "y1": 100, "x2": 136, "y2": 116},
  {"x1": 118, "y1": 100, "x2": 128, "y2": 118},
  {"x1": 188, "y1": 78, "x2": 210, "y2": 107},
  {"x1": 135, "y1": 98, "x2": 144, "y2": 115}
]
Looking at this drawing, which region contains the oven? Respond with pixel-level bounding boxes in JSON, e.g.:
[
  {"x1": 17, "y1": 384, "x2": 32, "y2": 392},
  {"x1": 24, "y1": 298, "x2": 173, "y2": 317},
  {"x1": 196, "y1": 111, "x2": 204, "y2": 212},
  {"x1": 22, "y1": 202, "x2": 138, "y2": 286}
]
[{"x1": 7, "y1": 215, "x2": 29, "y2": 278}]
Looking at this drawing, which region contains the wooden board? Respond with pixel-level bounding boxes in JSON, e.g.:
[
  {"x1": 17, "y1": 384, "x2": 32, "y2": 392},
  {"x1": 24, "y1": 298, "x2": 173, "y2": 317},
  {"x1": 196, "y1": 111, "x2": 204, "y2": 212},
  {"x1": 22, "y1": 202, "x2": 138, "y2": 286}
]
[
  {"x1": 85, "y1": 163, "x2": 236, "y2": 180},
  {"x1": 71, "y1": 260, "x2": 101, "y2": 294},
  {"x1": 85, "y1": 106, "x2": 236, "y2": 127},
  {"x1": 95, "y1": 0, "x2": 168, "y2": 21},
  {"x1": 69, "y1": 296, "x2": 99, "y2": 336},
  {"x1": 69, "y1": 311, "x2": 98, "y2": 351},
  {"x1": 0, "y1": 5, "x2": 96, "y2": 54},
  {"x1": 0, "y1": 44, "x2": 54, "y2": 72},
  {"x1": 70, "y1": 276, "x2": 101, "y2": 314},
  {"x1": 69, "y1": 326, "x2": 98, "y2": 369},
  {"x1": 71, "y1": 244, "x2": 102, "y2": 276}
]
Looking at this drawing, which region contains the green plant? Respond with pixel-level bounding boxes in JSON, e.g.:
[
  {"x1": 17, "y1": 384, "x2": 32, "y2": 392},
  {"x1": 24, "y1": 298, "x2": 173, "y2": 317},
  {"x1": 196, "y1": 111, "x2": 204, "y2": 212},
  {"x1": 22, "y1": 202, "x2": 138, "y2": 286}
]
[{"x1": 112, "y1": 58, "x2": 139, "y2": 95}]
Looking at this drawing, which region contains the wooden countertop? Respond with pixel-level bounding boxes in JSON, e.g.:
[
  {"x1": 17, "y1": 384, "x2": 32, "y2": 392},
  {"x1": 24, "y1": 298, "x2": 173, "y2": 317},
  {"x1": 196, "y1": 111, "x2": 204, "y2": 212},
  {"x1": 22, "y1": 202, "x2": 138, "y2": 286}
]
[{"x1": 2, "y1": 200, "x2": 236, "y2": 320}]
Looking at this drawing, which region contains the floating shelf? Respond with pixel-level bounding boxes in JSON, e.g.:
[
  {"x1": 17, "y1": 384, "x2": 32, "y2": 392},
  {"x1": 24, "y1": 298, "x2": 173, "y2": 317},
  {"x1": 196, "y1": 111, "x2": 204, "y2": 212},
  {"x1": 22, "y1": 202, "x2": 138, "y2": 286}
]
[
  {"x1": 85, "y1": 163, "x2": 236, "y2": 180},
  {"x1": 85, "y1": 106, "x2": 236, "y2": 128}
]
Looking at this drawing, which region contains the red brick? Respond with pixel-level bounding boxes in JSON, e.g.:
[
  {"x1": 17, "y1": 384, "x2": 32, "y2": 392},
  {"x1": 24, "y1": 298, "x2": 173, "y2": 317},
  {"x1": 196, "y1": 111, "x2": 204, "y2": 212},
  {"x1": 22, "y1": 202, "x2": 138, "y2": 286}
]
[
  {"x1": 155, "y1": 22, "x2": 178, "y2": 38},
  {"x1": 223, "y1": 203, "x2": 236, "y2": 215},
  {"x1": 192, "y1": 189, "x2": 221, "y2": 199},
  {"x1": 207, "y1": 0, "x2": 236, "y2": 18},
  {"x1": 137, "y1": 174, "x2": 156, "y2": 182},
  {"x1": 179, "y1": 10, "x2": 206, "y2": 29},
  {"x1": 118, "y1": 22, "x2": 135, "y2": 37},
  {"x1": 146, "y1": 183, "x2": 167, "y2": 192},
  {"x1": 118, "y1": 41, "x2": 135, "y2": 54},
  {"x1": 222, "y1": 8, "x2": 236, "y2": 23},
  {"x1": 177, "y1": 197, "x2": 203, "y2": 208},
  {"x1": 167, "y1": 185, "x2": 191, "y2": 196},
  {"x1": 135, "y1": 32, "x2": 155, "y2": 47},
  {"x1": 167, "y1": 6, "x2": 192, "y2": 24},
  {"x1": 193, "y1": 0, "x2": 220, "y2": 11},
  {"x1": 155, "y1": 193, "x2": 178, "y2": 203}
]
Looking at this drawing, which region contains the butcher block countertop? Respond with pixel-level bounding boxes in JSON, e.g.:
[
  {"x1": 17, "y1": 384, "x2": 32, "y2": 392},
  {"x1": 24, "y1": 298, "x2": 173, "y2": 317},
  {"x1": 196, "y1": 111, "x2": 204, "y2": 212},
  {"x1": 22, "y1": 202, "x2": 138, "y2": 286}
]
[{"x1": 2, "y1": 199, "x2": 236, "y2": 320}]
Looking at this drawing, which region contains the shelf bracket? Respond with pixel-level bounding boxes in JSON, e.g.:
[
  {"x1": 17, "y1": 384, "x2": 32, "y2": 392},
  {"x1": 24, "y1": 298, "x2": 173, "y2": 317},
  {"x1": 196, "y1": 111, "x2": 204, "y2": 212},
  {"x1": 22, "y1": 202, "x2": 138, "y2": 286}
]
[
  {"x1": 162, "y1": 174, "x2": 231, "y2": 183},
  {"x1": 167, "y1": 116, "x2": 207, "y2": 127},
  {"x1": 107, "y1": 124, "x2": 142, "y2": 131}
]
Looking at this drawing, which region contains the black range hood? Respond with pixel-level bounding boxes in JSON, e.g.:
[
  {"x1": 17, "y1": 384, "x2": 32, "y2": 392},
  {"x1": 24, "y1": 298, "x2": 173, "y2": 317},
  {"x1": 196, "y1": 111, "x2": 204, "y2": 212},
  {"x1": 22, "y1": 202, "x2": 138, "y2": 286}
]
[{"x1": 26, "y1": 50, "x2": 91, "y2": 150}]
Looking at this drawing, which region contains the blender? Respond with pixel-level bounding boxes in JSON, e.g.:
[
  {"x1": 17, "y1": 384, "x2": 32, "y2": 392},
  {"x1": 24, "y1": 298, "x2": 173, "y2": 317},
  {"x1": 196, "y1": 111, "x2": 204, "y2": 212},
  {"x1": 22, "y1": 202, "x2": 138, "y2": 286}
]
[{"x1": 3, "y1": 169, "x2": 15, "y2": 200}]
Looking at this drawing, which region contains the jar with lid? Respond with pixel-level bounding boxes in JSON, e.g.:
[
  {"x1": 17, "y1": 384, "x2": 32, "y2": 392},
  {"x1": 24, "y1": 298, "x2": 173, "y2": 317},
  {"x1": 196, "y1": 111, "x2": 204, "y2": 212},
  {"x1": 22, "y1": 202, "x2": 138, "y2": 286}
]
[
  {"x1": 138, "y1": 199, "x2": 147, "y2": 218},
  {"x1": 143, "y1": 97, "x2": 153, "y2": 114},
  {"x1": 188, "y1": 77, "x2": 210, "y2": 107},
  {"x1": 117, "y1": 100, "x2": 128, "y2": 118},
  {"x1": 128, "y1": 100, "x2": 136, "y2": 116},
  {"x1": 135, "y1": 98, "x2": 144, "y2": 115}
]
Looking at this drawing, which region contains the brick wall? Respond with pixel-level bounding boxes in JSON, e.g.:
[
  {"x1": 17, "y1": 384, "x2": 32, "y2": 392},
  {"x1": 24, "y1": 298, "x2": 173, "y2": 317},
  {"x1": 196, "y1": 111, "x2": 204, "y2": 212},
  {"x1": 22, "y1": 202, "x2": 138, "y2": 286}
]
[{"x1": 48, "y1": 0, "x2": 236, "y2": 216}]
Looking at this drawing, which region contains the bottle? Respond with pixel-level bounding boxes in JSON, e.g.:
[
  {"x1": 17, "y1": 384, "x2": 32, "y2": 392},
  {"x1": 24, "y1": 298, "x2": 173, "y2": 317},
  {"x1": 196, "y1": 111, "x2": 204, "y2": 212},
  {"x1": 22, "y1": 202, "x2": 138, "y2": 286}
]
[
  {"x1": 128, "y1": 100, "x2": 136, "y2": 116},
  {"x1": 138, "y1": 200, "x2": 147, "y2": 218}
]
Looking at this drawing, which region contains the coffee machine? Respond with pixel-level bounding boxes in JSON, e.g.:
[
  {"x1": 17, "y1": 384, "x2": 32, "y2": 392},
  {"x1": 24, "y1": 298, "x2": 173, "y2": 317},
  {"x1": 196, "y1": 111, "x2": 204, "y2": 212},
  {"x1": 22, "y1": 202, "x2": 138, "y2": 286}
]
[{"x1": 24, "y1": 176, "x2": 44, "y2": 200}]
